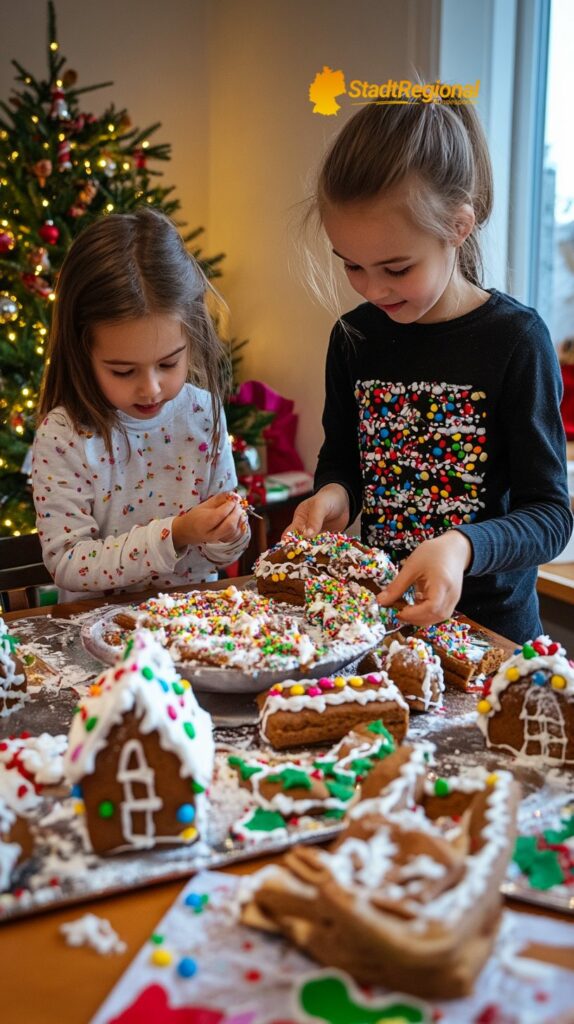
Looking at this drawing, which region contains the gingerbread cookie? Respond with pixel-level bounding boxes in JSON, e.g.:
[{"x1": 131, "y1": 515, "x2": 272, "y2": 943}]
[
  {"x1": 258, "y1": 672, "x2": 409, "y2": 750},
  {"x1": 385, "y1": 635, "x2": 444, "y2": 712},
  {"x1": 414, "y1": 618, "x2": 506, "y2": 690}
]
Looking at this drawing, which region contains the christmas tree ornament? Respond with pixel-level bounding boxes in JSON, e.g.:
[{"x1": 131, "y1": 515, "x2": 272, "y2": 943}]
[
  {"x1": 67, "y1": 203, "x2": 86, "y2": 218},
  {"x1": 61, "y1": 68, "x2": 78, "y2": 89},
  {"x1": 77, "y1": 179, "x2": 98, "y2": 205},
  {"x1": 101, "y1": 153, "x2": 117, "y2": 177},
  {"x1": 21, "y1": 273, "x2": 52, "y2": 298},
  {"x1": 10, "y1": 411, "x2": 25, "y2": 431},
  {"x1": 49, "y1": 84, "x2": 70, "y2": 121},
  {"x1": 27, "y1": 247, "x2": 51, "y2": 273},
  {"x1": 57, "y1": 138, "x2": 72, "y2": 171},
  {"x1": 0, "y1": 292, "x2": 20, "y2": 323},
  {"x1": 31, "y1": 159, "x2": 53, "y2": 187},
  {"x1": 39, "y1": 220, "x2": 60, "y2": 245},
  {"x1": 0, "y1": 229, "x2": 16, "y2": 253},
  {"x1": 134, "y1": 147, "x2": 147, "y2": 170}
]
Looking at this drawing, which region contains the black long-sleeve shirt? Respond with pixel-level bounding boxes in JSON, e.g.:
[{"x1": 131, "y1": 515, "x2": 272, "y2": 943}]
[{"x1": 315, "y1": 290, "x2": 573, "y2": 642}]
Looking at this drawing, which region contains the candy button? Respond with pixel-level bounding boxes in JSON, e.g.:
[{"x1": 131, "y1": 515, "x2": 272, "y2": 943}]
[
  {"x1": 506, "y1": 667, "x2": 520, "y2": 682},
  {"x1": 176, "y1": 803, "x2": 196, "y2": 824},
  {"x1": 289, "y1": 684, "x2": 305, "y2": 696},
  {"x1": 348, "y1": 677, "x2": 364, "y2": 688},
  {"x1": 181, "y1": 826, "x2": 198, "y2": 842},
  {"x1": 434, "y1": 778, "x2": 449, "y2": 797},
  {"x1": 150, "y1": 949, "x2": 173, "y2": 967},
  {"x1": 522, "y1": 643, "x2": 536, "y2": 659},
  {"x1": 477, "y1": 699, "x2": 492, "y2": 715},
  {"x1": 486, "y1": 773, "x2": 499, "y2": 786},
  {"x1": 333, "y1": 677, "x2": 346, "y2": 689},
  {"x1": 531, "y1": 671, "x2": 546, "y2": 687},
  {"x1": 550, "y1": 675, "x2": 566, "y2": 690},
  {"x1": 271, "y1": 573, "x2": 279, "y2": 583},
  {"x1": 318, "y1": 677, "x2": 335, "y2": 690},
  {"x1": 307, "y1": 686, "x2": 322, "y2": 697},
  {"x1": 177, "y1": 956, "x2": 197, "y2": 978},
  {"x1": 365, "y1": 674, "x2": 380, "y2": 685}
]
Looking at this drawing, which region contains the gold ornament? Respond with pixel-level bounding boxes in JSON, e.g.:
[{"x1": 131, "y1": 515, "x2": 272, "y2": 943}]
[{"x1": 0, "y1": 292, "x2": 20, "y2": 324}]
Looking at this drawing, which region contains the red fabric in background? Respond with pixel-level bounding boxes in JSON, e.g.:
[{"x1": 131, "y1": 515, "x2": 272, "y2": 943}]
[
  {"x1": 235, "y1": 381, "x2": 305, "y2": 473},
  {"x1": 561, "y1": 365, "x2": 574, "y2": 440}
]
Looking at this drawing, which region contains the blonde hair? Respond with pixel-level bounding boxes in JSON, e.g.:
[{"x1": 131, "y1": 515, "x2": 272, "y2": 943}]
[
  {"x1": 38, "y1": 207, "x2": 229, "y2": 454},
  {"x1": 303, "y1": 100, "x2": 493, "y2": 312}
]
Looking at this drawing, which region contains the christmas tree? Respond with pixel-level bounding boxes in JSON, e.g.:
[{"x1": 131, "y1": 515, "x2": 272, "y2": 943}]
[{"x1": 0, "y1": 2, "x2": 227, "y2": 538}]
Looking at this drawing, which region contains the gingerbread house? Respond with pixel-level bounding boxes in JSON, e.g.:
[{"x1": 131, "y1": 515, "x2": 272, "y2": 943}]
[
  {"x1": 476, "y1": 636, "x2": 574, "y2": 765},
  {"x1": 64, "y1": 630, "x2": 214, "y2": 855},
  {"x1": 0, "y1": 617, "x2": 27, "y2": 717}
]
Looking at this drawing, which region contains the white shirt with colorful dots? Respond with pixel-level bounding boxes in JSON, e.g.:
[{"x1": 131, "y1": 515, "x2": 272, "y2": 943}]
[{"x1": 32, "y1": 384, "x2": 250, "y2": 601}]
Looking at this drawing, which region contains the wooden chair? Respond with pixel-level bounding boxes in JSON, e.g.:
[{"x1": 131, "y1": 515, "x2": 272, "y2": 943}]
[{"x1": 0, "y1": 533, "x2": 54, "y2": 611}]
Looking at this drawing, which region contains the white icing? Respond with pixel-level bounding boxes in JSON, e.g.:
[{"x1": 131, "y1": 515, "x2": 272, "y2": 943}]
[
  {"x1": 0, "y1": 617, "x2": 27, "y2": 716},
  {"x1": 0, "y1": 733, "x2": 67, "y2": 787},
  {"x1": 64, "y1": 629, "x2": 214, "y2": 788},
  {"x1": 0, "y1": 840, "x2": 21, "y2": 892},
  {"x1": 59, "y1": 912, "x2": 127, "y2": 954}
]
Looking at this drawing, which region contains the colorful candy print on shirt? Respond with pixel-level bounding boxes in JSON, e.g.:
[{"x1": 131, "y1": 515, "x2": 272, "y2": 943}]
[{"x1": 355, "y1": 380, "x2": 488, "y2": 554}]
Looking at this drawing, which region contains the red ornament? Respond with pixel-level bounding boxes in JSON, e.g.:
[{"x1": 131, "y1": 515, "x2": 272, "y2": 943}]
[
  {"x1": 21, "y1": 273, "x2": 52, "y2": 298},
  {"x1": 0, "y1": 230, "x2": 15, "y2": 253},
  {"x1": 39, "y1": 221, "x2": 60, "y2": 245},
  {"x1": 134, "y1": 146, "x2": 147, "y2": 170}
]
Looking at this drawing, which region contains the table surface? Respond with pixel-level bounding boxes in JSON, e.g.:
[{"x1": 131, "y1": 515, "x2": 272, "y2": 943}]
[{"x1": 0, "y1": 581, "x2": 570, "y2": 1023}]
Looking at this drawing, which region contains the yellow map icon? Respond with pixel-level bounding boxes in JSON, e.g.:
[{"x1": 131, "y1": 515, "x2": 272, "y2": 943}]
[{"x1": 309, "y1": 66, "x2": 347, "y2": 115}]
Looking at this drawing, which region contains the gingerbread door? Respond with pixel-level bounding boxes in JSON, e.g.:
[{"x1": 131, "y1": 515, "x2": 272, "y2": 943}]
[
  {"x1": 521, "y1": 687, "x2": 567, "y2": 762},
  {"x1": 117, "y1": 739, "x2": 162, "y2": 846}
]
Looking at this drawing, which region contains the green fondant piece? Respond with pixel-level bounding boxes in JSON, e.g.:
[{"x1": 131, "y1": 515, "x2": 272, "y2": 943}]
[
  {"x1": 513, "y1": 835, "x2": 537, "y2": 872},
  {"x1": 365, "y1": 721, "x2": 394, "y2": 747},
  {"x1": 184, "y1": 722, "x2": 196, "y2": 739},
  {"x1": 348, "y1": 757, "x2": 375, "y2": 776},
  {"x1": 298, "y1": 974, "x2": 427, "y2": 1023},
  {"x1": 528, "y1": 849, "x2": 565, "y2": 890},
  {"x1": 243, "y1": 808, "x2": 286, "y2": 832},
  {"x1": 544, "y1": 815, "x2": 574, "y2": 845},
  {"x1": 227, "y1": 755, "x2": 263, "y2": 781},
  {"x1": 323, "y1": 808, "x2": 346, "y2": 820},
  {"x1": 267, "y1": 767, "x2": 312, "y2": 791},
  {"x1": 191, "y1": 780, "x2": 205, "y2": 793},
  {"x1": 434, "y1": 777, "x2": 449, "y2": 797},
  {"x1": 314, "y1": 759, "x2": 336, "y2": 775},
  {"x1": 325, "y1": 780, "x2": 355, "y2": 803}
]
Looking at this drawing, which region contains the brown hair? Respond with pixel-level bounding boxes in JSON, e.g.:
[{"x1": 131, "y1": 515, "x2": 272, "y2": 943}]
[
  {"x1": 305, "y1": 100, "x2": 493, "y2": 306},
  {"x1": 38, "y1": 207, "x2": 229, "y2": 454}
]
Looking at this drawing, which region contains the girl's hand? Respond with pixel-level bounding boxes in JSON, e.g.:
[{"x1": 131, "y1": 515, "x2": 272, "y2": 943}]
[
  {"x1": 284, "y1": 484, "x2": 350, "y2": 539},
  {"x1": 172, "y1": 492, "x2": 248, "y2": 550},
  {"x1": 377, "y1": 531, "x2": 473, "y2": 627}
]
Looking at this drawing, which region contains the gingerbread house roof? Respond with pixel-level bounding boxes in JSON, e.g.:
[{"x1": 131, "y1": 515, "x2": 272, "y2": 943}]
[
  {"x1": 64, "y1": 630, "x2": 214, "y2": 786},
  {"x1": 253, "y1": 530, "x2": 397, "y2": 588},
  {"x1": 476, "y1": 635, "x2": 574, "y2": 730}
]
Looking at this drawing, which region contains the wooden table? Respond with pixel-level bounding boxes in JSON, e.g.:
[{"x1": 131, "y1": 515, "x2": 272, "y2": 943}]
[{"x1": 0, "y1": 587, "x2": 571, "y2": 1023}]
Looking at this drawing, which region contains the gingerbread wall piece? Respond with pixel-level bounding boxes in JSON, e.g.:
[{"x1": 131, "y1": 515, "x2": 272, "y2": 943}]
[
  {"x1": 63, "y1": 630, "x2": 214, "y2": 855},
  {"x1": 476, "y1": 636, "x2": 574, "y2": 766},
  {"x1": 414, "y1": 617, "x2": 506, "y2": 689},
  {"x1": 257, "y1": 672, "x2": 409, "y2": 750},
  {"x1": 385, "y1": 636, "x2": 444, "y2": 711},
  {"x1": 241, "y1": 768, "x2": 520, "y2": 999},
  {"x1": 0, "y1": 617, "x2": 27, "y2": 717}
]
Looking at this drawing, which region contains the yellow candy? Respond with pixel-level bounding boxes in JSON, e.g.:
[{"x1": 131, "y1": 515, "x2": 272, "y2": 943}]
[
  {"x1": 551, "y1": 674, "x2": 566, "y2": 690},
  {"x1": 273, "y1": 683, "x2": 283, "y2": 692},
  {"x1": 279, "y1": 572, "x2": 286, "y2": 581},
  {"x1": 74, "y1": 801, "x2": 85, "y2": 815},
  {"x1": 287, "y1": 551, "x2": 295, "y2": 559},
  {"x1": 150, "y1": 949, "x2": 173, "y2": 967},
  {"x1": 271, "y1": 573, "x2": 279, "y2": 583},
  {"x1": 477, "y1": 699, "x2": 492, "y2": 715},
  {"x1": 506, "y1": 667, "x2": 520, "y2": 682},
  {"x1": 348, "y1": 676, "x2": 364, "y2": 688},
  {"x1": 181, "y1": 826, "x2": 198, "y2": 842},
  {"x1": 89, "y1": 684, "x2": 102, "y2": 696},
  {"x1": 333, "y1": 676, "x2": 346, "y2": 689},
  {"x1": 181, "y1": 679, "x2": 191, "y2": 689},
  {"x1": 486, "y1": 773, "x2": 499, "y2": 786},
  {"x1": 290, "y1": 684, "x2": 305, "y2": 696}
]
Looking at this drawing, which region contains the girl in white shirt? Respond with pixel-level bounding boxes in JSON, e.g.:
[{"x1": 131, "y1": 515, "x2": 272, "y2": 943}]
[{"x1": 32, "y1": 208, "x2": 249, "y2": 600}]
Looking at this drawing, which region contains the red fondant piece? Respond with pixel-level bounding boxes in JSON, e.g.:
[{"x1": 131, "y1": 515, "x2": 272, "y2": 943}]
[{"x1": 108, "y1": 985, "x2": 226, "y2": 1024}]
